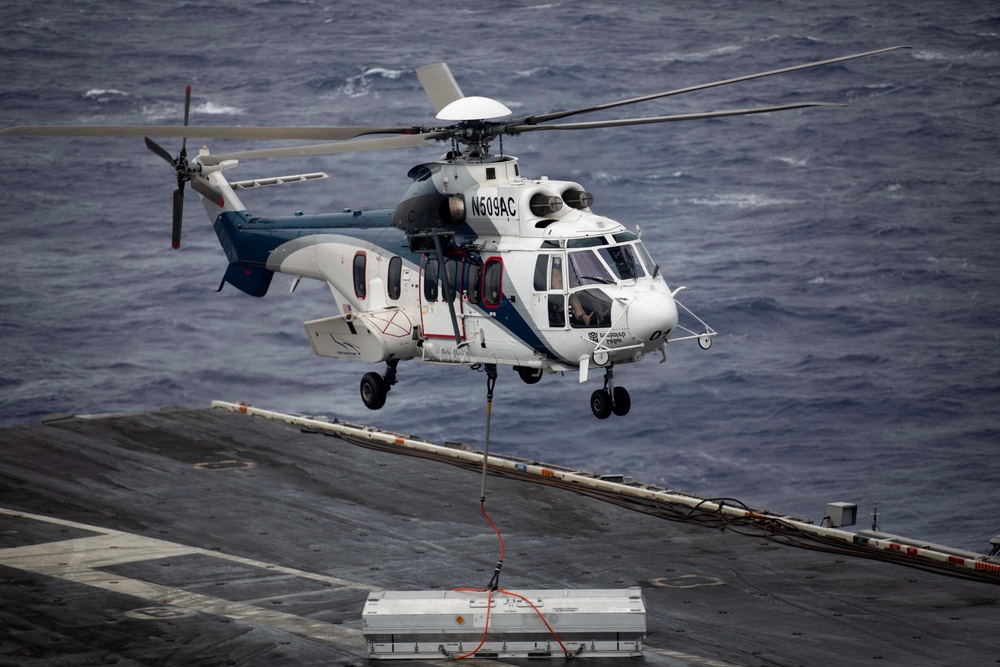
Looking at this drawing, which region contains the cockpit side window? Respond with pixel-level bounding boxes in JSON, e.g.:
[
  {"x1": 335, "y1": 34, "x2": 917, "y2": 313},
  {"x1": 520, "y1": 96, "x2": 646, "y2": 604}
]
[
  {"x1": 635, "y1": 241, "x2": 657, "y2": 275},
  {"x1": 550, "y1": 256, "x2": 564, "y2": 290},
  {"x1": 569, "y1": 289, "x2": 612, "y2": 328},
  {"x1": 533, "y1": 254, "x2": 549, "y2": 291}
]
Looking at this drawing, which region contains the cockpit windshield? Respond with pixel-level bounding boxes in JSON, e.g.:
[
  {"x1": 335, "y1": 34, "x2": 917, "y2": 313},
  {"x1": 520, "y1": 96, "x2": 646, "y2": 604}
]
[
  {"x1": 598, "y1": 245, "x2": 645, "y2": 280},
  {"x1": 568, "y1": 249, "x2": 615, "y2": 287},
  {"x1": 568, "y1": 244, "x2": 647, "y2": 286}
]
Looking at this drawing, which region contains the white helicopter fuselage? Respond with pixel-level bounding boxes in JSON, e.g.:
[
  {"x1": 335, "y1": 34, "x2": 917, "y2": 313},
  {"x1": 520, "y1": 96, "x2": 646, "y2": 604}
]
[{"x1": 198, "y1": 153, "x2": 688, "y2": 392}]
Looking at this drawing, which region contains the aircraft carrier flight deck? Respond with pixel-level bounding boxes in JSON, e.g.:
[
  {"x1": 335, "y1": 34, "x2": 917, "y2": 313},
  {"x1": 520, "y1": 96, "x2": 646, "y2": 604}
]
[{"x1": 1, "y1": 404, "x2": 997, "y2": 666}]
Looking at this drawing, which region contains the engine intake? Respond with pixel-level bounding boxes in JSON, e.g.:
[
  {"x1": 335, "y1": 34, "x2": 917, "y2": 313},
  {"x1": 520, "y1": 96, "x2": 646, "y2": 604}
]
[
  {"x1": 562, "y1": 188, "x2": 595, "y2": 210},
  {"x1": 529, "y1": 193, "x2": 563, "y2": 217}
]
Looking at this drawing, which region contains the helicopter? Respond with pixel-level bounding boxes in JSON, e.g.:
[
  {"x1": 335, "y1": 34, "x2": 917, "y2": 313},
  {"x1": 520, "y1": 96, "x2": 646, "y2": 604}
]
[{"x1": 2, "y1": 46, "x2": 905, "y2": 419}]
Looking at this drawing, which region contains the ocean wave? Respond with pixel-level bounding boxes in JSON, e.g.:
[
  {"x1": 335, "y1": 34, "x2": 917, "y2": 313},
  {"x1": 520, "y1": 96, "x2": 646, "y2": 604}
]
[
  {"x1": 652, "y1": 44, "x2": 744, "y2": 63},
  {"x1": 340, "y1": 67, "x2": 406, "y2": 98},
  {"x1": 84, "y1": 89, "x2": 129, "y2": 101},
  {"x1": 689, "y1": 192, "x2": 800, "y2": 208},
  {"x1": 772, "y1": 156, "x2": 808, "y2": 167},
  {"x1": 194, "y1": 101, "x2": 244, "y2": 116}
]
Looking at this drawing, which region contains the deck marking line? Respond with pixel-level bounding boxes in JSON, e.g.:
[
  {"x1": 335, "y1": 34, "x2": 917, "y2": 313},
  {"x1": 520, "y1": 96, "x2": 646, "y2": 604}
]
[
  {"x1": 0, "y1": 507, "x2": 377, "y2": 648},
  {"x1": 646, "y1": 646, "x2": 744, "y2": 666}
]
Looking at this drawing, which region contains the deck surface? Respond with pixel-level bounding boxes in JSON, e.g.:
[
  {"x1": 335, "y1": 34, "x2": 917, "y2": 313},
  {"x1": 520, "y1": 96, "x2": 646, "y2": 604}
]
[{"x1": 1, "y1": 406, "x2": 997, "y2": 666}]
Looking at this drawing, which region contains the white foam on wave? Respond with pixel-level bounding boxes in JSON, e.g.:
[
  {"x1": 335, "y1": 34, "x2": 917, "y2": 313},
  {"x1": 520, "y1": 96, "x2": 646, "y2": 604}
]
[
  {"x1": 140, "y1": 102, "x2": 176, "y2": 121},
  {"x1": 914, "y1": 49, "x2": 998, "y2": 62},
  {"x1": 514, "y1": 67, "x2": 547, "y2": 77},
  {"x1": 84, "y1": 89, "x2": 129, "y2": 101},
  {"x1": 690, "y1": 192, "x2": 799, "y2": 208},
  {"x1": 338, "y1": 67, "x2": 406, "y2": 98},
  {"x1": 774, "y1": 156, "x2": 808, "y2": 167},
  {"x1": 194, "y1": 101, "x2": 244, "y2": 116},
  {"x1": 653, "y1": 44, "x2": 743, "y2": 62}
]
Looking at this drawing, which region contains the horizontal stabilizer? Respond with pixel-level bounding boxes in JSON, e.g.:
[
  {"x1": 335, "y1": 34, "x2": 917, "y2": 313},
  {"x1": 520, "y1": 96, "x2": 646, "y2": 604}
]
[
  {"x1": 229, "y1": 172, "x2": 328, "y2": 190},
  {"x1": 305, "y1": 309, "x2": 418, "y2": 363}
]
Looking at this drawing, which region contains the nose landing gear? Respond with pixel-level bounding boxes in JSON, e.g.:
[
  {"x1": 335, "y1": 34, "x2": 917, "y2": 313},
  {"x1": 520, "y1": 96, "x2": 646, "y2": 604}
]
[{"x1": 590, "y1": 364, "x2": 630, "y2": 419}]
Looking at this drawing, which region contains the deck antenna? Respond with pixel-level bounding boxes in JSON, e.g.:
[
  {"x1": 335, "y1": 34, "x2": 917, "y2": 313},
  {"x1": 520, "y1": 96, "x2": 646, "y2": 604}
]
[{"x1": 872, "y1": 501, "x2": 880, "y2": 531}]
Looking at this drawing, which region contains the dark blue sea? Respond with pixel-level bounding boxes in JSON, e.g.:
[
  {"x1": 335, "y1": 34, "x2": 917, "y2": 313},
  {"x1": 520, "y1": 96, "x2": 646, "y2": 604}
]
[{"x1": 1, "y1": 1, "x2": 998, "y2": 553}]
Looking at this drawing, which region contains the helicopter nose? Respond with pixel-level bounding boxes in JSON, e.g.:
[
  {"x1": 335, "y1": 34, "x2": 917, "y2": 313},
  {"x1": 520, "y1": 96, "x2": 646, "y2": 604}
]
[{"x1": 627, "y1": 292, "x2": 678, "y2": 346}]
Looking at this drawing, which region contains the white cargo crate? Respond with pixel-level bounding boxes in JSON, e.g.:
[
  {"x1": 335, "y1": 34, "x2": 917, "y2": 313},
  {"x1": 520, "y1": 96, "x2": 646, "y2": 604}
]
[{"x1": 362, "y1": 587, "x2": 646, "y2": 659}]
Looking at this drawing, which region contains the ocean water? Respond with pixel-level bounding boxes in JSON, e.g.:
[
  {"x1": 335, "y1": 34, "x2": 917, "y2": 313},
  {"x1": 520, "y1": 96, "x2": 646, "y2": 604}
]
[{"x1": 1, "y1": 1, "x2": 998, "y2": 552}]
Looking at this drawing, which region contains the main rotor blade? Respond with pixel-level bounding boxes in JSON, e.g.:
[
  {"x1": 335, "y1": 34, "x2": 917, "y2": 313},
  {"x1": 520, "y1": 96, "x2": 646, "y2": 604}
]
[
  {"x1": 526, "y1": 45, "x2": 908, "y2": 125},
  {"x1": 417, "y1": 63, "x2": 465, "y2": 114},
  {"x1": 198, "y1": 132, "x2": 447, "y2": 165},
  {"x1": 505, "y1": 102, "x2": 846, "y2": 133},
  {"x1": 0, "y1": 124, "x2": 416, "y2": 141}
]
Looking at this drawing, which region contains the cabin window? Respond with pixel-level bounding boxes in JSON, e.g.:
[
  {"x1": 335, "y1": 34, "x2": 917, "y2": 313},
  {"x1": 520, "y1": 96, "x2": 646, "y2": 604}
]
[
  {"x1": 483, "y1": 259, "x2": 503, "y2": 307},
  {"x1": 568, "y1": 250, "x2": 614, "y2": 287},
  {"x1": 444, "y1": 259, "x2": 459, "y2": 301},
  {"x1": 569, "y1": 289, "x2": 612, "y2": 328},
  {"x1": 465, "y1": 261, "x2": 482, "y2": 302},
  {"x1": 353, "y1": 251, "x2": 367, "y2": 299},
  {"x1": 387, "y1": 256, "x2": 402, "y2": 300},
  {"x1": 423, "y1": 257, "x2": 439, "y2": 302}
]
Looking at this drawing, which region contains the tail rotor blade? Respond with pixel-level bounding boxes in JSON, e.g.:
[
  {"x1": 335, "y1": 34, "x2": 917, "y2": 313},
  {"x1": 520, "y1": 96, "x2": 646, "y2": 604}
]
[
  {"x1": 171, "y1": 186, "x2": 184, "y2": 249},
  {"x1": 144, "y1": 136, "x2": 175, "y2": 165},
  {"x1": 181, "y1": 85, "x2": 192, "y2": 157}
]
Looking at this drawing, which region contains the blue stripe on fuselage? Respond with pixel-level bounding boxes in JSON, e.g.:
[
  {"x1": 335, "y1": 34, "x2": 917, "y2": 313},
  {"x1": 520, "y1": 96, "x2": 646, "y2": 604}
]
[{"x1": 212, "y1": 208, "x2": 413, "y2": 267}]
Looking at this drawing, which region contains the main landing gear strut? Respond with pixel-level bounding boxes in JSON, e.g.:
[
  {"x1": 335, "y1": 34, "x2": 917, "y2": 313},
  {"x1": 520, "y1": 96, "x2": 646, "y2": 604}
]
[
  {"x1": 360, "y1": 359, "x2": 398, "y2": 410},
  {"x1": 590, "y1": 364, "x2": 630, "y2": 419}
]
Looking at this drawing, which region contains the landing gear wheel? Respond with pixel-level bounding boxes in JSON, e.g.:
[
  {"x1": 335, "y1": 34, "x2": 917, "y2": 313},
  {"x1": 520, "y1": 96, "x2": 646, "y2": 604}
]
[
  {"x1": 612, "y1": 386, "x2": 631, "y2": 416},
  {"x1": 360, "y1": 372, "x2": 387, "y2": 410},
  {"x1": 590, "y1": 389, "x2": 612, "y2": 419},
  {"x1": 516, "y1": 366, "x2": 543, "y2": 385},
  {"x1": 698, "y1": 333, "x2": 713, "y2": 350}
]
